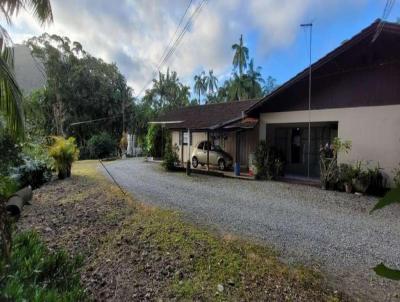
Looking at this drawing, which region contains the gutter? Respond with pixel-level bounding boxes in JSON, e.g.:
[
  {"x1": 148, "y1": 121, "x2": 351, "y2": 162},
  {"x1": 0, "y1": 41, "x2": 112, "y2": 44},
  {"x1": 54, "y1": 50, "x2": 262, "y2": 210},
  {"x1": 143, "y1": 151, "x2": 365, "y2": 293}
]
[{"x1": 148, "y1": 120, "x2": 184, "y2": 124}]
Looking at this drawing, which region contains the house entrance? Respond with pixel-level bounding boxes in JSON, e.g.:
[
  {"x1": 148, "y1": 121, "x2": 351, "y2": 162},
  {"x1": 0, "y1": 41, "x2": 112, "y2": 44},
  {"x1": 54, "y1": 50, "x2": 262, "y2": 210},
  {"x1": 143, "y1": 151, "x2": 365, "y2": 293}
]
[{"x1": 267, "y1": 122, "x2": 338, "y2": 178}]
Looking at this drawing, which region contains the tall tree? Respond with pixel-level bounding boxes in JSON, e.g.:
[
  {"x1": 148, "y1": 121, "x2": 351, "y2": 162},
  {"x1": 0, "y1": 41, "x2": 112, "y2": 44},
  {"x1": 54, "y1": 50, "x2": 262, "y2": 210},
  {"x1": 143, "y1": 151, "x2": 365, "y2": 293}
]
[
  {"x1": 143, "y1": 68, "x2": 190, "y2": 113},
  {"x1": 231, "y1": 73, "x2": 250, "y2": 101},
  {"x1": 263, "y1": 76, "x2": 278, "y2": 95},
  {"x1": 232, "y1": 34, "x2": 249, "y2": 76},
  {"x1": 26, "y1": 33, "x2": 135, "y2": 146},
  {"x1": 0, "y1": 0, "x2": 53, "y2": 138},
  {"x1": 246, "y1": 59, "x2": 264, "y2": 98},
  {"x1": 206, "y1": 69, "x2": 218, "y2": 95},
  {"x1": 193, "y1": 71, "x2": 206, "y2": 104}
]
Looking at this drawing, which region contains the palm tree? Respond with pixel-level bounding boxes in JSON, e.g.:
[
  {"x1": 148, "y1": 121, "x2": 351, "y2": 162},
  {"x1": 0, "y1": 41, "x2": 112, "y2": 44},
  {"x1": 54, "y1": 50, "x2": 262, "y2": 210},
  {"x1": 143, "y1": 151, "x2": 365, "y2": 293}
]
[
  {"x1": 230, "y1": 73, "x2": 249, "y2": 101},
  {"x1": 0, "y1": 0, "x2": 53, "y2": 138},
  {"x1": 263, "y1": 76, "x2": 277, "y2": 95},
  {"x1": 232, "y1": 34, "x2": 249, "y2": 76},
  {"x1": 193, "y1": 71, "x2": 206, "y2": 104},
  {"x1": 246, "y1": 59, "x2": 264, "y2": 98},
  {"x1": 205, "y1": 69, "x2": 218, "y2": 95},
  {"x1": 152, "y1": 70, "x2": 167, "y2": 110}
]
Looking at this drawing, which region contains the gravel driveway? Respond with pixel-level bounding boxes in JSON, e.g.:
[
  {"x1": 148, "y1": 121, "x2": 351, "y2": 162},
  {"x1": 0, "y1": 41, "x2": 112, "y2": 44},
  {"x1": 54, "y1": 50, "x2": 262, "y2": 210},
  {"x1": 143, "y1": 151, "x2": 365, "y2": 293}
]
[{"x1": 103, "y1": 158, "x2": 400, "y2": 301}]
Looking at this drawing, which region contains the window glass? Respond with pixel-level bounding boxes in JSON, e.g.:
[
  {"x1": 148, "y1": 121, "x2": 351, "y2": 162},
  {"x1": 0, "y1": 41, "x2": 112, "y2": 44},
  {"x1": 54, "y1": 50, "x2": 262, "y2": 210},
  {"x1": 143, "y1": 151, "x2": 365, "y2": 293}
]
[
  {"x1": 198, "y1": 142, "x2": 204, "y2": 149},
  {"x1": 183, "y1": 132, "x2": 189, "y2": 145},
  {"x1": 182, "y1": 132, "x2": 192, "y2": 145}
]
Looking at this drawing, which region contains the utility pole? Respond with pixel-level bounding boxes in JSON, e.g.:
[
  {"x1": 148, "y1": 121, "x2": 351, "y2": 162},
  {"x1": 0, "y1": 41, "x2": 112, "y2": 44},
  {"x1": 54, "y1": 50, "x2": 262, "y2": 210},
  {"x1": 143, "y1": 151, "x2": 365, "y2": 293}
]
[{"x1": 300, "y1": 22, "x2": 313, "y2": 179}]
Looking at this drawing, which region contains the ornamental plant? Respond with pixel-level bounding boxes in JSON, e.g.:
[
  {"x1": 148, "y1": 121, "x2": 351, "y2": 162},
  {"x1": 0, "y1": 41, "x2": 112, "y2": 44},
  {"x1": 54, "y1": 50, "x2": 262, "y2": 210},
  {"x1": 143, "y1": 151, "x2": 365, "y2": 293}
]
[
  {"x1": 49, "y1": 137, "x2": 79, "y2": 179},
  {"x1": 319, "y1": 137, "x2": 351, "y2": 189},
  {"x1": 254, "y1": 141, "x2": 284, "y2": 180},
  {"x1": 162, "y1": 133, "x2": 179, "y2": 171}
]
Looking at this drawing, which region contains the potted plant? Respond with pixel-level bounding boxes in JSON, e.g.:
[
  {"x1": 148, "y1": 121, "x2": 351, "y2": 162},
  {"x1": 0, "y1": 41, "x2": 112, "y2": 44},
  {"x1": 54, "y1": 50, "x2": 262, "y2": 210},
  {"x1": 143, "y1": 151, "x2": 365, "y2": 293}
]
[
  {"x1": 352, "y1": 161, "x2": 370, "y2": 194},
  {"x1": 49, "y1": 136, "x2": 79, "y2": 179},
  {"x1": 320, "y1": 138, "x2": 351, "y2": 190},
  {"x1": 339, "y1": 163, "x2": 355, "y2": 193}
]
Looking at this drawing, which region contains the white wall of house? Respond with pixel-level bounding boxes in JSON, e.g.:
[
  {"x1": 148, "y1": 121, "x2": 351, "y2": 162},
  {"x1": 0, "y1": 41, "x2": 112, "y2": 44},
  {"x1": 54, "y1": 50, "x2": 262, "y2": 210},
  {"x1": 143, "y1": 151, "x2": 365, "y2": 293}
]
[{"x1": 259, "y1": 104, "x2": 400, "y2": 186}]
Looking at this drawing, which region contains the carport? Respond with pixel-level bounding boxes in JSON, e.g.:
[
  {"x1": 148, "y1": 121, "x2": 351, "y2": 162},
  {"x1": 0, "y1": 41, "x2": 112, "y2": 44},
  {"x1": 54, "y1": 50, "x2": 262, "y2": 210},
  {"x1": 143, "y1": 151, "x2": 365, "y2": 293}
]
[
  {"x1": 149, "y1": 100, "x2": 260, "y2": 176},
  {"x1": 178, "y1": 117, "x2": 258, "y2": 175}
]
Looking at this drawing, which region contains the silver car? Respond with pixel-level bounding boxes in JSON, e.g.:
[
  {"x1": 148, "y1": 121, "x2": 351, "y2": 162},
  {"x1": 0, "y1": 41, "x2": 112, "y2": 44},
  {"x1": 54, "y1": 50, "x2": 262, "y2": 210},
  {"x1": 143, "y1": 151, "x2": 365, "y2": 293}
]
[{"x1": 191, "y1": 141, "x2": 233, "y2": 171}]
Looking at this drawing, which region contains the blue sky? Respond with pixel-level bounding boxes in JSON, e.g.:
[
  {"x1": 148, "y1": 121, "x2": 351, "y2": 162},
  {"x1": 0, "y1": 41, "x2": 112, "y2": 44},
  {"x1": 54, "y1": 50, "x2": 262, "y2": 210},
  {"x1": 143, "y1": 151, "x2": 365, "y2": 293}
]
[{"x1": 5, "y1": 0, "x2": 400, "y2": 96}]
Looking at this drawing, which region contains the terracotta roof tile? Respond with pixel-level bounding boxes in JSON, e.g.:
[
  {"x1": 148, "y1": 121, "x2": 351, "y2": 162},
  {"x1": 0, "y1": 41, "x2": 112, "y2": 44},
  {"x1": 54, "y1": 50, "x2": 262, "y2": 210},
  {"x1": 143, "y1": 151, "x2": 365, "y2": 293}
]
[{"x1": 152, "y1": 99, "x2": 259, "y2": 130}]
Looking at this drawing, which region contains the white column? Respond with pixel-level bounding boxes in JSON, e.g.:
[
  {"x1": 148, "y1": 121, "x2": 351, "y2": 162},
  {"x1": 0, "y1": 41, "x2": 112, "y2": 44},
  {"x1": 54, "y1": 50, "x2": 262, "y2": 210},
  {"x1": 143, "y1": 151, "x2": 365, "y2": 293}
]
[
  {"x1": 187, "y1": 128, "x2": 191, "y2": 166},
  {"x1": 127, "y1": 133, "x2": 132, "y2": 156}
]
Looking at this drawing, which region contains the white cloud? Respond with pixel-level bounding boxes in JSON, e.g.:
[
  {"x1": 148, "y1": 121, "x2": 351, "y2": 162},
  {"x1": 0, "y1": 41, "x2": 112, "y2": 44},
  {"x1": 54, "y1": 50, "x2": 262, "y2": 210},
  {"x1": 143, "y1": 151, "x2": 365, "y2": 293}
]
[{"x1": 4, "y1": 0, "x2": 369, "y2": 96}]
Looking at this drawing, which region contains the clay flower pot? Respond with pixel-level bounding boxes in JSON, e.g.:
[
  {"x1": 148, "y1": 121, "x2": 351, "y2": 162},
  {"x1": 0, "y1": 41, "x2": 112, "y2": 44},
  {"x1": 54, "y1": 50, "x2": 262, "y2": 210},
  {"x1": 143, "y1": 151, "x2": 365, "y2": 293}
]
[{"x1": 344, "y1": 182, "x2": 352, "y2": 193}]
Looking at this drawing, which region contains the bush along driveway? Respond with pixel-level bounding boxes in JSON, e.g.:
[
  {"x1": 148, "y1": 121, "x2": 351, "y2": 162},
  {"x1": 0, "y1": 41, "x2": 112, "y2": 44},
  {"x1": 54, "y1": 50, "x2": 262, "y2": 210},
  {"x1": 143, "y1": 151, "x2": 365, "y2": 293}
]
[
  {"x1": 103, "y1": 158, "x2": 400, "y2": 301},
  {"x1": 15, "y1": 160, "x2": 344, "y2": 301}
]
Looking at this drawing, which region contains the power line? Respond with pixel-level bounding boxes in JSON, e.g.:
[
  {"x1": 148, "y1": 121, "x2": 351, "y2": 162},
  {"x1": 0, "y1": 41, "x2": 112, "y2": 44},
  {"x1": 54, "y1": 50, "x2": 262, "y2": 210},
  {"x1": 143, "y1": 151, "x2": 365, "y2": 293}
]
[
  {"x1": 69, "y1": 115, "x2": 121, "y2": 126},
  {"x1": 372, "y1": 0, "x2": 396, "y2": 43},
  {"x1": 135, "y1": 0, "x2": 195, "y2": 97},
  {"x1": 157, "y1": 0, "x2": 207, "y2": 70},
  {"x1": 156, "y1": 0, "x2": 194, "y2": 70},
  {"x1": 135, "y1": 0, "x2": 207, "y2": 97}
]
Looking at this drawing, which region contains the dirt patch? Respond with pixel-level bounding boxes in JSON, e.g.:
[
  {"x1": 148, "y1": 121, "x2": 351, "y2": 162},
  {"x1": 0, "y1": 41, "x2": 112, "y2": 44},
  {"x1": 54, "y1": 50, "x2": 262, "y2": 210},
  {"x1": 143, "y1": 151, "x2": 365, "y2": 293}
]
[{"x1": 16, "y1": 161, "x2": 345, "y2": 301}]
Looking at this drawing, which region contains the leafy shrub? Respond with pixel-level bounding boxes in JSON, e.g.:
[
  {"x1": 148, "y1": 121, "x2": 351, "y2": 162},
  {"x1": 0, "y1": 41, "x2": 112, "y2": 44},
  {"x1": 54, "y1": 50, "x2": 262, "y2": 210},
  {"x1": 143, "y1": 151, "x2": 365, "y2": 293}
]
[
  {"x1": 254, "y1": 141, "x2": 284, "y2": 180},
  {"x1": 162, "y1": 134, "x2": 179, "y2": 171},
  {"x1": 366, "y1": 164, "x2": 386, "y2": 196},
  {"x1": 87, "y1": 132, "x2": 116, "y2": 159},
  {"x1": 0, "y1": 133, "x2": 22, "y2": 175},
  {"x1": 22, "y1": 141, "x2": 54, "y2": 168},
  {"x1": 49, "y1": 137, "x2": 79, "y2": 179},
  {"x1": 10, "y1": 156, "x2": 52, "y2": 189},
  {"x1": 393, "y1": 164, "x2": 400, "y2": 188},
  {"x1": 145, "y1": 124, "x2": 162, "y2": 157},
  {"x1": 0, "y1": 231, "x2": 87, "y2": 302},
  {"x1": 0, "y1": 176, "x2": 19, "y2": 200},
  {"x1": 338, "y1": 163, "x2": 356, "y2": 185}
]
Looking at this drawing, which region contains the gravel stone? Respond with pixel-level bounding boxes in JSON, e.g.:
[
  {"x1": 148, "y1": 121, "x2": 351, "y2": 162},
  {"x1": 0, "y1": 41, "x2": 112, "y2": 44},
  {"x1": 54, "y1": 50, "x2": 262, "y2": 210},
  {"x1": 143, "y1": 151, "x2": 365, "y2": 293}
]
[{"x1": 103, "y1": 158, "x2": 400, "y2": 301}]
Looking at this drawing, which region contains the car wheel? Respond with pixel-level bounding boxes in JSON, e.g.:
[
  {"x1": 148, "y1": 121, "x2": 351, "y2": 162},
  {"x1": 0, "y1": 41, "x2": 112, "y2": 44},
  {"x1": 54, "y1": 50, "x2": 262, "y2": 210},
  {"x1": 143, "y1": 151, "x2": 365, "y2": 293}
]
[
  {"x1": 192, "y1": 157, "x2": 198, "y2": 168},
  {"x1": 218, "y1": 159, "x2": 225, "y2": 171}
]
